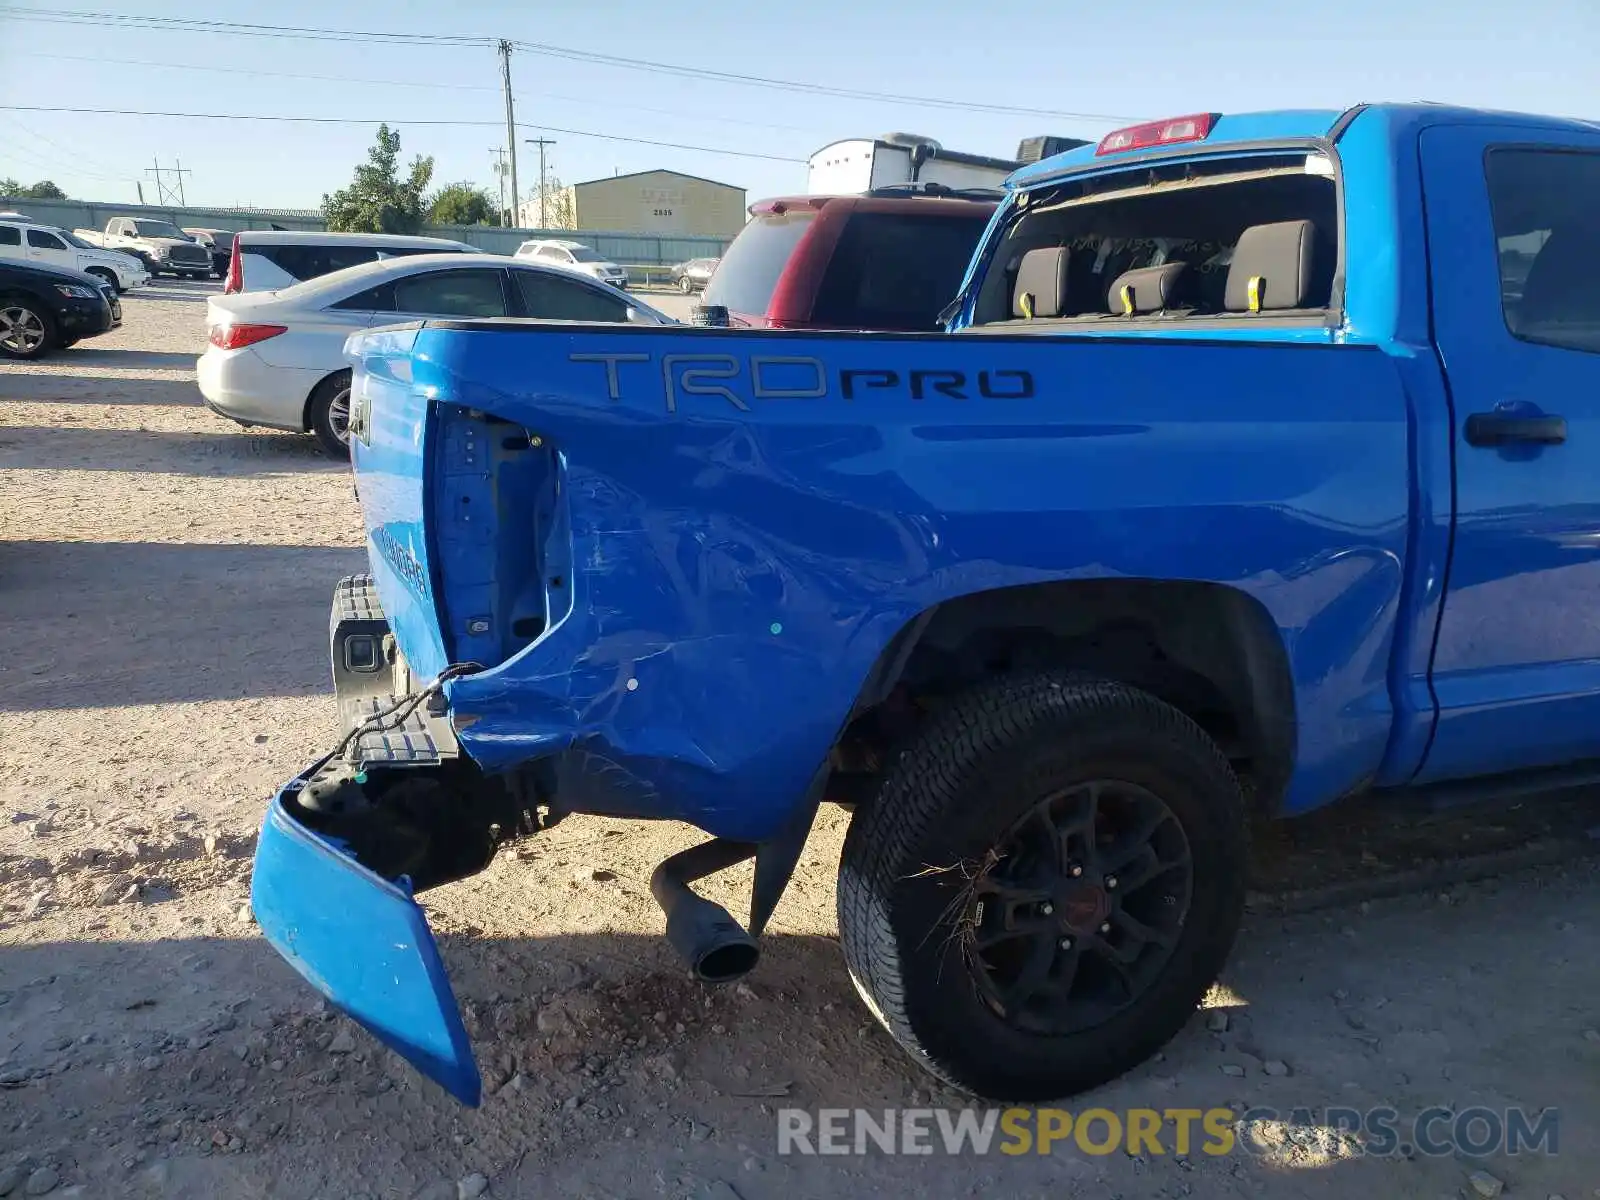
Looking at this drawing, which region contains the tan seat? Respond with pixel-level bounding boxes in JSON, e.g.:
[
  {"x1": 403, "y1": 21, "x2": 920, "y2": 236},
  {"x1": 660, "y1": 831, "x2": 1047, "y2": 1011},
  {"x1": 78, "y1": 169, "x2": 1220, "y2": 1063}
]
[{"x1": 1011, "y1": 246, "x2": 1070, "y2": 319}]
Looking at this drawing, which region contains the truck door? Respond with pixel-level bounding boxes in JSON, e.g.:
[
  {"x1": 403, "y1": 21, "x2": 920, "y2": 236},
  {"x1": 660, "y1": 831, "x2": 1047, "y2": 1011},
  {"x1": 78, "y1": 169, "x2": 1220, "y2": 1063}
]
[{"x1": 1416, "y1": 124, "x2": 1600, "y2": 783}]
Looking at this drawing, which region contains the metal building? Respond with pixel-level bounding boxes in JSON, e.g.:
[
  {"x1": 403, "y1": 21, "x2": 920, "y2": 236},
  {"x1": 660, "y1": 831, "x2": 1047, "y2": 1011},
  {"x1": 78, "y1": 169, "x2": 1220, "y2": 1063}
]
[{"x1": 568, "y1": 169, "x2": 747, "y2": 238}]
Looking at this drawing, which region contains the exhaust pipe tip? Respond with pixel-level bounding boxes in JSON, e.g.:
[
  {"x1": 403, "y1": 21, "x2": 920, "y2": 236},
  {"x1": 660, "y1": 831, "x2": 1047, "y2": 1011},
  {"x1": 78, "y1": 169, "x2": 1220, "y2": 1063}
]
[
  {"x1": 651, "y1": 838, "x2": 762, "y2": 983},
  {"x1": 665, "y1": 894, "x2": 760, "y2": 983}
]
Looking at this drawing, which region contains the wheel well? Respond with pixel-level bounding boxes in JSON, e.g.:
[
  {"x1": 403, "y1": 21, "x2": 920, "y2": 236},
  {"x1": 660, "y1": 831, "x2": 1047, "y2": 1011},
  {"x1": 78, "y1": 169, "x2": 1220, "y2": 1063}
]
[
  {"x1": 301, "y1": 368, "x2": 350, "y2": 432},
  {"x1": 829, "y1": 579, "x2": 1296, "y2": 813},
  {"x1": 0, "y1": 291, "x2": 51, "y2": 321}
]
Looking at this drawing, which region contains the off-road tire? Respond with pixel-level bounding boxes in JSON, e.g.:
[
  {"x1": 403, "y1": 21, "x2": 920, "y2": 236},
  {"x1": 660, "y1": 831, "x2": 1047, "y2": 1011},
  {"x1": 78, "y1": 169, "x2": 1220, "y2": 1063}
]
[
  {"x1": 308, "y1": 369, "x2": 353, "y2": 458},
  {"x1": 836, "y1": 671, "x2": 1248, "y2": 1101}
]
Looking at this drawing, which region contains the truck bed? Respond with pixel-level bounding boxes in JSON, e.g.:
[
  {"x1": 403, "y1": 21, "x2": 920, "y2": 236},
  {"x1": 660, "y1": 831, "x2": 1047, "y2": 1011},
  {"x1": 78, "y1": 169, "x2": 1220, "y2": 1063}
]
[{"x1": 348, "y1": 318, "x2": 1414, "y2": 840}]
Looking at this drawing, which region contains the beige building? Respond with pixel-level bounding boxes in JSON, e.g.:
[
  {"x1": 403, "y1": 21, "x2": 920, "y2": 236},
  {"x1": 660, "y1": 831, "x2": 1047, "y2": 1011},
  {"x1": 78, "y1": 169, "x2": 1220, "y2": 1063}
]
[{"x1": 563, "y1": 169, "x2": 747, "y2": 238}]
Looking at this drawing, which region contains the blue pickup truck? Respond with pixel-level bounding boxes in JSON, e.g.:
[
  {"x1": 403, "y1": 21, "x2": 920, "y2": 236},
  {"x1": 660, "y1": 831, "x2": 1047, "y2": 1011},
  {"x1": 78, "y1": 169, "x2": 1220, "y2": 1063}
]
[{"x1": 251, "y1": 102, "x2": 1600, "y2": 1108}]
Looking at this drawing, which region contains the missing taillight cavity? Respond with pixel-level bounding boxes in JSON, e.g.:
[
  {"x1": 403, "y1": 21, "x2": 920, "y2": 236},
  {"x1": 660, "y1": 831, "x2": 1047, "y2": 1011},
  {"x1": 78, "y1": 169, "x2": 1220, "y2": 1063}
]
[{"x1": 209, "y1": 323, "x2": 287, "y2": 351}]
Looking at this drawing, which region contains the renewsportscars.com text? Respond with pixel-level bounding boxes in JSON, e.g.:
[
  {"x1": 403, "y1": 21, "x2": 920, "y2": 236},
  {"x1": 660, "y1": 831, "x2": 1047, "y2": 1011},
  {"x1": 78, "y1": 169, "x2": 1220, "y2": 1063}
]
[{"x1": 776, "y1": 1106, "x2": 1559, "y2": 1158}]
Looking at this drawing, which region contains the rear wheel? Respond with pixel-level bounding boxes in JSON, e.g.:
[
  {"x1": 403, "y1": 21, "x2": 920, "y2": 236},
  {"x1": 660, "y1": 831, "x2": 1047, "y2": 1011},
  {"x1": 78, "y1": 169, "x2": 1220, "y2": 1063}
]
[
  {"x1": 308, "y1": 370, "x2": 353, "y2": 458},
  {"x1": 679, "y1": 275, "x2": 695, "y2": 293},
  {"x1": 0, "y1": 297, "x2": 56, "y2": 360},
  {"x1": 836, "y1": 671, "x2": 1247, "y2": 1101}
]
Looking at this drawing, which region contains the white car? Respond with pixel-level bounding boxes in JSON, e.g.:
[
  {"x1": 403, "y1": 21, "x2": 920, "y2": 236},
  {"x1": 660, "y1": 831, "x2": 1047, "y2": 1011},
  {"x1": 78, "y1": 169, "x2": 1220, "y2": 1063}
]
[
  {"x1": 225, "y1": 230, "x2": 478, "y2": 294},
  {"x1": 0, "y1": 218, "x2": 150, "y2": 293},
  {"x1": 513, "y1": 239, "x2": 630, "y2": 289},
  {"x1": 197, "y1": 251, "x2": 677, "y2": 455}
]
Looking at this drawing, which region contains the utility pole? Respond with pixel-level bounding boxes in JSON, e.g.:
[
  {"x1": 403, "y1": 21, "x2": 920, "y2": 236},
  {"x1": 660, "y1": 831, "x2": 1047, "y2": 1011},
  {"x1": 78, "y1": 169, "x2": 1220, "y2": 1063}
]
[
  {"x1": 145, "y1": 157, "x2": 192, "y2": 207},
  {"x1": 488, "y1": 146, "x2": 509, "y2": 225},
  {"x1": 524, "y1": 137, "x2": 556, "y2": 228},
  {"x1": 498, "y1": 40, "x2": 520, "y2": 227}
]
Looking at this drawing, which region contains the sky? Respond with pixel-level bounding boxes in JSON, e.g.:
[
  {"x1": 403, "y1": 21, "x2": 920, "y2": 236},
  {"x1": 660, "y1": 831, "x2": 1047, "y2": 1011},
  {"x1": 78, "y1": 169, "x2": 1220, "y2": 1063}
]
[{"x1": 1, "y1": 0, "x2": 1598, "y2": 214}]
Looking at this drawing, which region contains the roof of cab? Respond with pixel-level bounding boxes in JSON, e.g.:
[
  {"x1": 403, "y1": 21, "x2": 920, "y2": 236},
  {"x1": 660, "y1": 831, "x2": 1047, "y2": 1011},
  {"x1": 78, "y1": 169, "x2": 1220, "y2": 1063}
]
[{"x1": 1008, "y1": 102, "x2": 1600, "y2": 189}]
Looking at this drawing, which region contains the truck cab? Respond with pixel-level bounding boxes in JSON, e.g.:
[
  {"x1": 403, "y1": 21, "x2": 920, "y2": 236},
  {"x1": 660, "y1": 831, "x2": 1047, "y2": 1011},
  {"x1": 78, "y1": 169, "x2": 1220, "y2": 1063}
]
[
  {"x1": 249, "y1": 102, "x2": 1600, "y2": 1110},
  {"x1": 75, "y1": 216, "x2": 215, "y2": 279}
]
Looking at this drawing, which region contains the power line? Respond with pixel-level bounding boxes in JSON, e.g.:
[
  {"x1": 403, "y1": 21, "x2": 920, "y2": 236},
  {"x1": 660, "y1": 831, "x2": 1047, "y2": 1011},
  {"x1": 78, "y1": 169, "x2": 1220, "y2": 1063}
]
[
  {"x1": 509, "y1": 39, "x2": 1131, "y2": 121},
  {"x1": 520, "y1": 124, "x2": 805, "y2": 163},
  {"x1": 4, "y1": 7, "x2": 1134, "y2": 122},
  {"x1": 0, "y1": 7, "x2": 490, "y2": 47},
  {"x1": 14, "y1": 122, "x2": 130, "y2": 181},
  {"x1": 0, "y1": 105, "x2": 507, "y2": 127},
  {"x1": 0, "y1": 106, "x2": 811, "y2": 162},
  {"x1": 27, "y1": 51, "x2": 499, "y2": 93},
  {"x1": 26, "y1": 52, "x2": 821, "y2": 135},
  {"x1": 6, "y1": 136, "x2": 116, "y2": 182}
]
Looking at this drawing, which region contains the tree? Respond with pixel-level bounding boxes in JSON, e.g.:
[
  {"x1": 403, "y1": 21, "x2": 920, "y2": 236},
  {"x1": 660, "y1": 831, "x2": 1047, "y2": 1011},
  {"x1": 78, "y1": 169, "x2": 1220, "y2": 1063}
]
[
  {"x1": 522, "y1": 176, "x2": 577, "y2": 230},
  {"x1": 321, "y1": 124, "x2": 434, "y2": 234},
  {"x1": 427, "y1": 182, "x2": 500, "y2": 227},
  {"x1": 0, "y1": 178, "x2": 66, "y2": 199}
]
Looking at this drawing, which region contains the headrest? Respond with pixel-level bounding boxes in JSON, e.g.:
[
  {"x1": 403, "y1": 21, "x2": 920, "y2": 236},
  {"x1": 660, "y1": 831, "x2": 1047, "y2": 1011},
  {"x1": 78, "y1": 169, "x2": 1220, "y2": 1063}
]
[
  {"x1": 1012, "y1": 246, "x2": 1070, "y2": 318},
  {"x1": 1108, "y1": 263, "x2": 1189, "y2": 315},
  {"x1": 1225, "y1": 220, "x2": 1317, "y2": 312}
]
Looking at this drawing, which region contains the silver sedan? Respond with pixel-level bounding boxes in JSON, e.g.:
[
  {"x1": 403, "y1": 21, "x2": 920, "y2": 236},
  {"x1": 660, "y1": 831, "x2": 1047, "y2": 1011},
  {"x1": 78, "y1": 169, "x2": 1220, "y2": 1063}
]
[{"x1": 196, "y1": 252, "x2": 678, "y2": 456}]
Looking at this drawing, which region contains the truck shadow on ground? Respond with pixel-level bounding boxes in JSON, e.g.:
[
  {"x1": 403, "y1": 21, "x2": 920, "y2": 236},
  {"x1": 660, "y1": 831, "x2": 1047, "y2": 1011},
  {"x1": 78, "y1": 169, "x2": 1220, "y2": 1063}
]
[
  {"x1": 60, "y1": 348, "x2": 204, "y2": 371},
  {"x1": 125, "y1": 283, "x2": 218, "y2": 305},
  {"x1": 0, "y1": 425, "x2": 342, "y2": 475},
  {"x1": 1, "y1": 862, "x2": 1595, "y2": 1200},
  {"x1": 0, "y1": 541, "x2": 366, "y2": 710},
  {"x1": 0, "y1": 375, "x2": 203, "y2": 407}
]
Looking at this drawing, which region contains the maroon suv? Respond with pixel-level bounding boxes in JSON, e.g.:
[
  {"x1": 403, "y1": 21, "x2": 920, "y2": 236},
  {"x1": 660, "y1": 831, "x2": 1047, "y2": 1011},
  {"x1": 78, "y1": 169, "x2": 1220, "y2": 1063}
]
[{"x1": 701, "y1": 190, "x2": 999, "y2": 331}]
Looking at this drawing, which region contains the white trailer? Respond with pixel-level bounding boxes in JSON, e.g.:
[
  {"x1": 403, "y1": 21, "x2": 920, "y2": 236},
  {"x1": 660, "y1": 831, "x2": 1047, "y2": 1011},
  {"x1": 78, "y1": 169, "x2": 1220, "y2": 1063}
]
[{"x1": 805, "y1": 133, "x2": 1089, "y2": 196}]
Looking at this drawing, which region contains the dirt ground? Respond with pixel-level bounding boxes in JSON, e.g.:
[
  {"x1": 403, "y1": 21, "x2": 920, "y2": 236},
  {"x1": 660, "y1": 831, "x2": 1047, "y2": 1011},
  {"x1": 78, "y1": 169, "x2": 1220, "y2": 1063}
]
[{"x1": 2, "y1": 283, "x2": 1598, "y2": 1200}]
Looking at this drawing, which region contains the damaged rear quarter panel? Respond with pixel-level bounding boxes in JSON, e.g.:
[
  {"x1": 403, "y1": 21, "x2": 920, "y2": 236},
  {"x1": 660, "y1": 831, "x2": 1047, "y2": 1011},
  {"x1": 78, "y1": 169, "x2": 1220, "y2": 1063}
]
[{"x1": 375, "y1": 322, "x2": 1408, "y2": 843}]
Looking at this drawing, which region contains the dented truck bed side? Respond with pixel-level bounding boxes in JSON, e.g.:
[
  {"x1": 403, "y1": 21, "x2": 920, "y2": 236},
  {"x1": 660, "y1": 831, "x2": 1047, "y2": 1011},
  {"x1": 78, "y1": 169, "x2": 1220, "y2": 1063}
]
[{"x1": 348, "y1": 319, "x2": 1414, "y2": 842}]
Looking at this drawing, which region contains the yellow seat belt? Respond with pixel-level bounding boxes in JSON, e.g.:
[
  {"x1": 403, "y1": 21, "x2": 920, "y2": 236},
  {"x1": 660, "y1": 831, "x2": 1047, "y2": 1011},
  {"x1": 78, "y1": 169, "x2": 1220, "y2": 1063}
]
[
  {"x1": 1019, "y1": 292, "x2": 1035, "y2": 320},
  {"x1": 1247, "y1": 275, "x2": 1264, "y2": 313},
  {"x1": 1119, "y1": 283, "x2": 1135, "y2": 316}
]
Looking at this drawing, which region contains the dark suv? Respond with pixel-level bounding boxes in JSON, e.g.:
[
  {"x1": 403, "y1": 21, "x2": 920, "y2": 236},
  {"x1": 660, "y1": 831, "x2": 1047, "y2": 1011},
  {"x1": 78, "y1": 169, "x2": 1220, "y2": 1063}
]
[
  {"x1": 0, "y1": 259, "x2": 120, "y2": 360},
  {"x1": 701, "y1": 187, "x2": 999, "y2": 331}
]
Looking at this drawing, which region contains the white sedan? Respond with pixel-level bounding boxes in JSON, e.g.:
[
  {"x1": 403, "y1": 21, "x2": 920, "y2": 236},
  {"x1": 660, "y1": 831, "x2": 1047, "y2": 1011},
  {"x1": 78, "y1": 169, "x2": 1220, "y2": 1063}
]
[{"x1": 197, "y1": 251, "x2": 677, "y2": 455}]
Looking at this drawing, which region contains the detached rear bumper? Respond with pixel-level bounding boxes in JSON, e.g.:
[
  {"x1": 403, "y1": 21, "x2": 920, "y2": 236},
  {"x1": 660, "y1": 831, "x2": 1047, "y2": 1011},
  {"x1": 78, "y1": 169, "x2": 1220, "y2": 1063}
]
[
  {"x1": 249, "y1": 574, "x2": 533, "y2": 1105},
  {"x1": 251, "y1": 766, "x2": 480, "y2": 1105}
]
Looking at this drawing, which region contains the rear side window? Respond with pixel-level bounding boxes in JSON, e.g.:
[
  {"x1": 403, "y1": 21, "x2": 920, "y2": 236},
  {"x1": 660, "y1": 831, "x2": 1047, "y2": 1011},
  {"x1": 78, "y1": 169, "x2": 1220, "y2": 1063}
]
[
  {"x1": 811, "y1": 211, "x2": 991, "y2": 330},
  {"x1": 392, "y1": 268, "x2": 508, "y2": 317},
  {"x1": 331, "y1": 282, "x2": 396, "y2": 312},
  {"x1": 513, "y1": 270, "x2": 629, "y2": 321},
  {"x1": 702, "y1": 211, "x2": 817, "y2": 318},
  {"x1": 1487, "y1": 148, "x2": 1600, "y2": 353},
  {"x1": 249, "y1": 244, "x2": 386, "y2": 283},
  {"x1": 0, "y1": 225, "x2": 19, "y2": 246}
]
